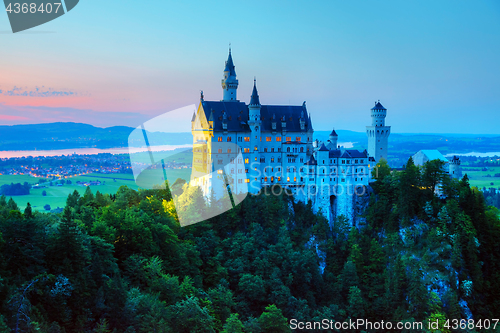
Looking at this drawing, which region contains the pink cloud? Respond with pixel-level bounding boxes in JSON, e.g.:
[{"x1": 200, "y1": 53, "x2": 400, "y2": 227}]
[{"x1": 0, "y1": 114, "x2": 30, "y2": 121}]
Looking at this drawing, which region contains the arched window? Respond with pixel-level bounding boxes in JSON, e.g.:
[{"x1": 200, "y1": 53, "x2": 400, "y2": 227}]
[{"x1": 287, "y1": 147, "x2": 291, "y2": 152}]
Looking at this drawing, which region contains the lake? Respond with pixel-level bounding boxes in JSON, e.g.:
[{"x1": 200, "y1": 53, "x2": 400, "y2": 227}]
[{"x1": 0, "y1": 145, "x2": 192, "y2": 158}]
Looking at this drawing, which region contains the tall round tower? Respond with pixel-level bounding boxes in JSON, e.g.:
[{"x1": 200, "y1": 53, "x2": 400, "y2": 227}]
[
  {"x1": 221, "y1": 48, "x2": 239, "y2": 101},
  {"x1": 247, "y1": 79, "x2": 262, "y2": 194},
  {"x1": 366, "y1": 101, "x2": 391, "y2": 163},
  {"x1": 449, "y1": 155, "x2": 462, "y2": 179}
]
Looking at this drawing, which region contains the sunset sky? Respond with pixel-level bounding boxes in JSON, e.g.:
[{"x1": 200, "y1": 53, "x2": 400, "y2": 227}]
[{"x1": 0, "y1": 0, "x2": 499, "y2": 134}]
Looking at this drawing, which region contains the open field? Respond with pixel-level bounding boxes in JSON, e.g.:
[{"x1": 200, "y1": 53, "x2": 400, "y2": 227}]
[
  {"x1": 0, "y1": 174, "x2": 40, "y2": 186},
  {"x1": 462, "y1": 166, "x2": 500, "y2": 189},
  {"x1": 2, "y1": 169, "x2": 192, "y2": 212}
]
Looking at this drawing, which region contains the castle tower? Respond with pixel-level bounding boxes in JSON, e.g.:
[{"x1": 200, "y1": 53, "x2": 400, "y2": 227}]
[
  {"x1": 248, "y1": 79, "x2": 262, "y2": 193},
  {"x1": 221, "y1": 48, "x2": 239, "y2": 101},
  {"x1": 366, "y1": 101, "x2": 390, "y2": 162},
  {"x1": 449, "y1": 155, "x2": 462, "y2": 179},
  {"x1": 326, "y1": 128, "x2": 338, "y2": 150}
]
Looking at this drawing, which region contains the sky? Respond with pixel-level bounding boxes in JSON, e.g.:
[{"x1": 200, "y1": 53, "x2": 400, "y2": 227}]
[{"x1": 0, "y1": 0, "x2": 499, "y2": 134}]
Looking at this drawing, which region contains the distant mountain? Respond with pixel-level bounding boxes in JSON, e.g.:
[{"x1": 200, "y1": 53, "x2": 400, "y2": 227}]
[{"x1": 0, "y1": 122, "x2": 192, "y2": 151}]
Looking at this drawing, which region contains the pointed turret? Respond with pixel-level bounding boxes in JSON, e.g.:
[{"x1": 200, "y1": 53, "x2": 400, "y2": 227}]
[
  {"x1": 221, "y1": 47, "x2": 239, "y2": 101},
  {"x1": 249, "y1": 78, "x2": 260, "y2": 106},
  {"x1": 224, "y1": 48, "x2": 237, "y2": 77},
  {"x1": 327, "y1": 127, "x2": 338, "y2": 149}
]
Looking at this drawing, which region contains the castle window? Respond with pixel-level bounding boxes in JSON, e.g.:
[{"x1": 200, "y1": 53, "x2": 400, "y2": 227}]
[
  {"x1": 238, "y1": 179, "x2": 242, "y2": 184},
  {"x1": 271, "y1": 176, "x2": 274, "y2": 182},
  {"x1": 245, "y1": 179, "x2": 250, "y2": 183},
  {"x1": 238, "y1": 137, "x2": 242, "y2": 142},
  {"x1": 355, "y1": 159, "x2": 358, "y2": 163},
  {"x1": 296, "y1": 137, "x2": 301, "y2": 141},
  {"x1": 278, "y1": 158, "x2": 281, "y2": 163},
  {"x1": 254, "y1": 146, "x2": 258, "y2": 151},
  {"x1": 346, "y1": 160, "x2": 350, "y2": 164},
  {"x1": 227, "y1": 137, "x2": 232, "y2": 142},
  {"x1": 231, "y1": 169, "x2": 234, "y2": 174},
  {"x1": 300, "y1": 158, "x2": 303, "y2": 163},
  {"x1": 218, "y1": 137, "x2": 223, "y2": 142},
  {"x1": 238, "y1": 169, "x2": 242, "y2": 173},
  {"x1": 278, "y1": 148, "x2": 281, "y2": 152},
  {"x1": 255, "y1": 157, "x2": 257, "y2": 161},
  {"x1": 244, "y1": 137, "x2": 250, "y2": 142},
  {"x1": 218, "y1": 149, "x2": 222, "y2": 153},
  {"x1": 266, "y1": 137, "x2": 272, "y2": 142},
  {"x1": 287, "y1": 177, "x2": 290, "y2": 182},
  {"x1": 287, "y1": 167, "x2": 290, "y2": 172},
  {"x1": 276, "y1": 137, "x2": 282, "y2": 142},
  {"x1": 245, "y1": 169, "x2": 249, "y2": 173},
  {"x1": 244, "y1": 148, "x2": 250, "y2": 153},
  {"x1": 218, "y1": 159, "x2": 223, "y2": 164},
  {"x1": 238, "y1": 158, "x2": 242, "y2": 163},
  {"x1": 244, "y1": 158, "x2": 249, "y2": 164},
  {"x1": 278, "y1": 177, "x2": 281, "y2": 182},
  {"x1": 227, "y1": 149, "x2": 231, "y2": 153},
  {"x1": 300, "y1": 177, "x2": 303, "y2": 182},
  {"x1": 287, "y1": 147, "x2": 291, "y2": 152},
  {"x1": 271, "y1": 157, "x2": 275, "y2": 163},
  {"x1": 260, "y1": 158, "x2": 265, "y2": 163},
  {"x1": 300, "y1": 147, "x2": 304, "y2": 152},
  {"x1": 271, "y1": 148, "x2": 275, "y2": 152},
  {"x1": 294, "y1": 177, "x2": 297, "y2": 182},
  {"x1": 342, "y1": 160, "x2": 345, "y2": 164},
  {"x1": 277, "y1": 167, "x2": 281, "y2": 172},
  {"x1": 286, "y1": 137, "x2": 291, "y2": 142},
  {"x1": 360, "y1": 159, "x2": 363, "y2": 163},
  {"x1": 265, "y1": 177, "x2": 268, "y2": 182},
  {"x1": 355, "y1": 178, "x2": 357, "y2": 181},
  {"x1": 264, "y1": 148, "x2": 268, "y2": 152}
]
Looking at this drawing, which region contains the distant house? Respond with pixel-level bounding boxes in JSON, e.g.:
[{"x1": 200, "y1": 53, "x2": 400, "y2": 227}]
[{"x1": 412, "y1": 150, "x2": 462, "y2": 179}]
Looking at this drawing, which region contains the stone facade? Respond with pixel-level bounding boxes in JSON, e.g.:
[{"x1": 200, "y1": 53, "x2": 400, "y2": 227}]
[{"x1": 190, "y1": 50, "x2": 389, "y2": 225}]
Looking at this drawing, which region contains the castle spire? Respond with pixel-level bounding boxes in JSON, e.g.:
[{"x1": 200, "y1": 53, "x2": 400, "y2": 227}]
[
  {"x1": 221, "y1": 47, "x2": 238, "y2": 101},
  {"x1": 249, "y1": 78, "x2": 260, "y2": 106}
]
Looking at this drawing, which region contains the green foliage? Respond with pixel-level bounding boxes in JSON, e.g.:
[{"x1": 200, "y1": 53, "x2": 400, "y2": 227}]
[
  {"x1": 258, "y1": 304, "x2": 290, "y2": 333},
  {"x1": 221, "y1": 313, "x2": 244, "y2": 333},
  {"x1": 0, "y1": 165, "x2": 498, "y2": 332}
]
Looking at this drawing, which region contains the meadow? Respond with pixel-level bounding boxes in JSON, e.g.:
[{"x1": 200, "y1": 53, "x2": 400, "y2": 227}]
[
  {"x1": 1, "y1": 168, "x2": 192, "y2": 212},
  {"x1": 462, "y1": 166, "x2": 500, "y2": 189}
]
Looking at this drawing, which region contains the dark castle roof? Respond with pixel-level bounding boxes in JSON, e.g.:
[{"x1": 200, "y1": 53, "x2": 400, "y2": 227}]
[
  {"x1": 327, "y1": 149, "x2": 368, "y2": 158},
  {"x1": 200, "y1": 100, "x2": 312, "y2": 133},
  {"x1": 371, "y1": 101, "x2": 386, "y2": 110},
  {"x1": 330, "y1": 128, "x2": 338, "y2": 137},
  {"x1": 318, "y1": 143, "x2": 329, "y2": 151},
  {"x1": 249, "y1": 80, "x2": 260, "y2": 106},
  {"x1": 224, "y1": 50, "x2": 236, "y2": 77}
]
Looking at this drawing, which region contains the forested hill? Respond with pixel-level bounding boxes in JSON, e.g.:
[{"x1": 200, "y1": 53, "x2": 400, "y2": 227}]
[
  {"x1": 0, "y1": 123, "x2": 191, "y2": 151},
  {"x1": 0, "y1": 158, "x2": 499, "y2": 332}
]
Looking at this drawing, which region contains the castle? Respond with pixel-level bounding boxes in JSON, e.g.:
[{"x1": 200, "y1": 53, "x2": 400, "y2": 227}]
[{"x1": 190, "y1": 49, "x2": 391, "y2": 223}]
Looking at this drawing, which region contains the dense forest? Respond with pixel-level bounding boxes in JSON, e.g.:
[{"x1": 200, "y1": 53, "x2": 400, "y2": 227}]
[{"x1": 0, "y1": 157, "x2": 499, "y2": 332}]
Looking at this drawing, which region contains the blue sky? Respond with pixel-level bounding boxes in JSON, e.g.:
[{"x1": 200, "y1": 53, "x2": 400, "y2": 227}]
[{"x1": 0, "y1": 0, "x2": 499, "y2": 133}]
